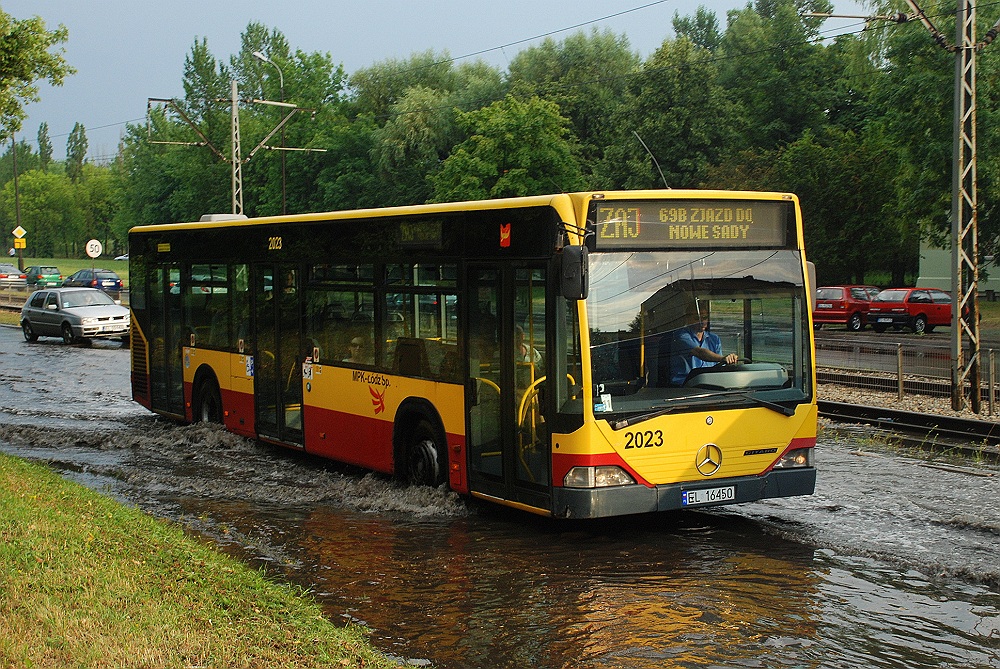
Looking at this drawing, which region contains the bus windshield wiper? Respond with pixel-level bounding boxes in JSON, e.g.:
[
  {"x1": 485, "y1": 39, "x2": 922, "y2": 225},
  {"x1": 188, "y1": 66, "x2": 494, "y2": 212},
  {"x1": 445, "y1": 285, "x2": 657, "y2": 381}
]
[
  {"x1": 725, "y1": 392, "x2": 796, "y2": 417},
  {"x1": 611, "y1": 391, "x2": 722, "y2": 428},
  {"x1": 612, "y1": 390, "x2": 795, "y2": 429}
]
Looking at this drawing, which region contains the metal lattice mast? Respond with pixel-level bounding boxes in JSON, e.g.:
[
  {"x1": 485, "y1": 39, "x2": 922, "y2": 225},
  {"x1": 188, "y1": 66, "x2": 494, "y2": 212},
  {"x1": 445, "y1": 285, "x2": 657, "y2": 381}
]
[
  {"x1": 951, "y1": 0, "x2": 980, "y2": 412},
  {"x1": 901, "y1": 0, "x2": 984, "y2": 411},
  {"x1": 231, "y1": 80, "x2": 244, "y2": 216},
  {"x1": 149, "y1": 79, "x2": 324, "y2": 218}
]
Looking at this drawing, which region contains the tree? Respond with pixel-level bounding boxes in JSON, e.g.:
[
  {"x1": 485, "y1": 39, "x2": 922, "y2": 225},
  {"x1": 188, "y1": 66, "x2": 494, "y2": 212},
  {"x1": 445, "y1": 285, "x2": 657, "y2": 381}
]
[
  {"x1": 78, "y1": 163, "x2": 120, "y2": 255},
  {"x1": 717, "y1": 0, "x2": 835, "y2": 151},
  {"x1": 0, "y1": 169, "x2": 81, "y2": 256},
  {"x1": 0, "y1": 9, "x2": 75, "y2": 138},
  {"x1": 37, "y1": 122, "x2": 52, "y2": 171},
  {"x1": 235, "y1": 25, "x2": 348, "y2": 215},
  {"x1": 430, "y1": 95, "x2": 584, "y2": 202},
  {"x1": 66, "y1": 122, "x2": 87, "y2": 183},
  {"x1": 673, "y1": 6, "x2": 723, "y2": 51},
  {"x1": 776, "y1": 128, "x2": 908, "y2": 285},
  {"x1": 597, "y1": 36, "x2": 733, "y2": 189},
  {"x1": 348, "y1": 51, "x2": 460, "y2": 121},
  {"x1": 311, "y1": 115, "x2": 382, "y2": 211},
  {"x1": 372, "y1": 86, "x2": 459, "y2": 205},
  {"x1": 506, "y1": 30, "x2": 640, "y2": 180}
]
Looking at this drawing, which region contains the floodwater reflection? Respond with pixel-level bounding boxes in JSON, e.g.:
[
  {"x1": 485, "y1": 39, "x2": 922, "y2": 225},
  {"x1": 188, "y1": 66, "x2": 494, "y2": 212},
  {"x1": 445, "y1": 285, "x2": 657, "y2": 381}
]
[{"x1": 181, "y1": 500, "x2": 840, "y2": 668}]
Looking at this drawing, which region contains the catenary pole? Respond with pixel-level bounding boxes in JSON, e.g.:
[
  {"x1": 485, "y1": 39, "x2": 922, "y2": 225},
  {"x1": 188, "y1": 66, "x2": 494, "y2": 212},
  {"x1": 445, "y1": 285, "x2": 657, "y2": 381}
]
[{"x1": 811, "y1": 3, "x2": 990, "y2": 411}]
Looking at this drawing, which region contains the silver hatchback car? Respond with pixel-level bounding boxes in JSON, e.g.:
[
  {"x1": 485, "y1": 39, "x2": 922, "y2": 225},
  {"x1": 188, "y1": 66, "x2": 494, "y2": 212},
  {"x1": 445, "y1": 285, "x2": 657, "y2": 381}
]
[
  {"x1": 0, "y1": 262, "x2": 27, "y2": 290},
  {"x1": 21, "y1": 287, "x2": 130, "y2": 345}
]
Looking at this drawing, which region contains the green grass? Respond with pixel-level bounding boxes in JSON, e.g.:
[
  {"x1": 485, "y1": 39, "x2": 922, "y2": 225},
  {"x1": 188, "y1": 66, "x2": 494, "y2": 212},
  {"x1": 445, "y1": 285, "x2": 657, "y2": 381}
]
[
  {"x1": 20, "y1": 256, "x2": 129, "y2": 288},
  {"x1": 0, "y1": 453, "x2": 397, "y2": 668}
]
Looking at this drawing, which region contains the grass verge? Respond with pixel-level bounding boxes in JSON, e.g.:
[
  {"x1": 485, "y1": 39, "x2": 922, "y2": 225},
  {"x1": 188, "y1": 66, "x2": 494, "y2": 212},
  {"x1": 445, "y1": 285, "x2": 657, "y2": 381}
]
[{"x1": 0, "y1": 453, "x2": 397, "y2": 668}]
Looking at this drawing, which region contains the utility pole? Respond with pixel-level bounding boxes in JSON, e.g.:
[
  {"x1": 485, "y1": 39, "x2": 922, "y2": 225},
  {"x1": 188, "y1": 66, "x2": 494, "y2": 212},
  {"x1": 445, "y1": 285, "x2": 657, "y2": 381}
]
[
  {"x1": 810, "y1": 3, "x2": 1000, "y2": 412},
  {"x1": 900, "y1": 0, "x2": 1000, "y2": 412},
  {"x1": 11, "y1": 136, "x2": 22, "y2": 270},
  {"x1": 231, "y1": 80, "x2": 243, "y2": 215},
  {"x1": 948, "y1": 0, "x2": 980, "y2": 412},
  {"x1": 148, "y1": 81, "x2": 324, "y2": 217}
]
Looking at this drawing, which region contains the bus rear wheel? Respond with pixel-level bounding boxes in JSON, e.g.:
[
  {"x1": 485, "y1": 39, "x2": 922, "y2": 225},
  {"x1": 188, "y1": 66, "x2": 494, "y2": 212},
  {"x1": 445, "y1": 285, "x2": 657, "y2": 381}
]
[
  {"x1": 194, "y1": 378, "x2": 223, "y2": 424},
  {"x1": 407, "y1": 421, "x2": 446, "y2": 487}
]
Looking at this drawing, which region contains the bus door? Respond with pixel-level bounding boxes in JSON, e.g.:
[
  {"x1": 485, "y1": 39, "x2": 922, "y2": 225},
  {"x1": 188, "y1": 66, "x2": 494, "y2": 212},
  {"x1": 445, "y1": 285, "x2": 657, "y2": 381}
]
[
  {"x1": 466, "y1": 265, "x2": 551, "y2": 511},
  {"x1": 253, "y1": 264, "x2": 304, "y2": 447},
  {"x1": 147, "y1": 263, "x2": 184, "y2": 417}
]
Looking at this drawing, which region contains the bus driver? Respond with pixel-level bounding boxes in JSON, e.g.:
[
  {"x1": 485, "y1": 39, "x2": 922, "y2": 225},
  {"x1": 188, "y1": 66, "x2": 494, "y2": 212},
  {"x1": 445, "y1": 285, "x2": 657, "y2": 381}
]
[{"x1": 669, "y1": 301, "x2": 738, "y2": 386}]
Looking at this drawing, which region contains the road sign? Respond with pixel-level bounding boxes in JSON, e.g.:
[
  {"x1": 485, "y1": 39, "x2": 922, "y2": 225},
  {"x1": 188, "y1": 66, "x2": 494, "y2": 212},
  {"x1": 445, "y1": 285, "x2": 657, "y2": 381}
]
[
  {"x1": 86, "y1": 239, "x2": 103, "y2": 259},
  {"x1": 13, "y1": 238, "x2": 25, "y2": 249},
  {"x1": 12, "y1": 226, "x2": 25, "y2": 239}
]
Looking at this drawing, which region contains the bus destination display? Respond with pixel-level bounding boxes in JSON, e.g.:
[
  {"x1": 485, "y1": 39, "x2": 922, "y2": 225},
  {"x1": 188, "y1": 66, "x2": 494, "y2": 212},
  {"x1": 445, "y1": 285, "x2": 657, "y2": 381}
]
[{"x1": 594, "y1": 200, "x2": 790, "y2": 249}]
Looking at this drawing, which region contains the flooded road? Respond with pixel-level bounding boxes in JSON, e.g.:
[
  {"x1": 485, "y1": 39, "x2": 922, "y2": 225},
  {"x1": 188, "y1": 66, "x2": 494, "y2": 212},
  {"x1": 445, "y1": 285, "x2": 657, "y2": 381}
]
[{"x1": 0, "y1": 326, "x2": 998, "y2": 667}]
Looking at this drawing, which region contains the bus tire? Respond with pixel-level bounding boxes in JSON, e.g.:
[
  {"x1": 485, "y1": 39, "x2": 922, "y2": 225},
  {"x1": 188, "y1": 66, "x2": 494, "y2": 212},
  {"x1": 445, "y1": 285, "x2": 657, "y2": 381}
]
[
  {"x1": 407, "y1": 420, "x2": 446, "y2": 487},
  {"x1": 194, "y1": 376, "x2": 223, "y2": 424}
]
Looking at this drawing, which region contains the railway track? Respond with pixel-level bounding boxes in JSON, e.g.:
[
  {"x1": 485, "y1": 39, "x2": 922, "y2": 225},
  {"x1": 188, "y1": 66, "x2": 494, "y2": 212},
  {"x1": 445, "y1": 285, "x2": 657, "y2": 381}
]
[{"x1": 818, "y1": 400, "x2": 1000, "y2": 461}]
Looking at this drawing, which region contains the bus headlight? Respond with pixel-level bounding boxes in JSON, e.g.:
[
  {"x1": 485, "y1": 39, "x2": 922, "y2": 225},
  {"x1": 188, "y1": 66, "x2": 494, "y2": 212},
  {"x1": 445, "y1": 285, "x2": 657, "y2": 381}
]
[
  {"x1": 772, "y1": 448, "x2": 814, "y2": 469},
  {"x1": 563, "y1": 465, "x2": 635, "y2": 488}
]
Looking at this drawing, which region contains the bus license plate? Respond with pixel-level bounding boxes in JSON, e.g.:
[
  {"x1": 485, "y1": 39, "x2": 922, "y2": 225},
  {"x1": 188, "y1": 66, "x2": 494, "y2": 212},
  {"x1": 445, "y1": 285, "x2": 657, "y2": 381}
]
[{"x1": 682, "y1": 486, "x2": 735, "y2": 506}]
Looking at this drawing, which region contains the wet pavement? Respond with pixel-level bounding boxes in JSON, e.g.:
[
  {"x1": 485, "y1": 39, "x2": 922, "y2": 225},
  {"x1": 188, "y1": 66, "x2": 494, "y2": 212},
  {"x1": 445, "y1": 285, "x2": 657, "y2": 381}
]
[{"x1": 1, "y1": 326, "x2": 999, "y2": 667}]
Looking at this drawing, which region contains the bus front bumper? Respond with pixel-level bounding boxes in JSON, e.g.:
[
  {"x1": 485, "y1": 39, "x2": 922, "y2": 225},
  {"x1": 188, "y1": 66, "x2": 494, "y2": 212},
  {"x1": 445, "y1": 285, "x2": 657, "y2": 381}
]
[{"x1": 550, "y1": 467, "x2": 817, "y2": 519}]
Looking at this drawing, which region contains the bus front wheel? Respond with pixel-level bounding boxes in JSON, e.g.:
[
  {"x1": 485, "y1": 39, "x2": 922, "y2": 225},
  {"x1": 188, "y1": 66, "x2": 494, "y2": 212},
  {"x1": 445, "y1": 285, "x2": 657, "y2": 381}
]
[{"x1": 407, "y1": 421, "x2": 446, "y2": 487}]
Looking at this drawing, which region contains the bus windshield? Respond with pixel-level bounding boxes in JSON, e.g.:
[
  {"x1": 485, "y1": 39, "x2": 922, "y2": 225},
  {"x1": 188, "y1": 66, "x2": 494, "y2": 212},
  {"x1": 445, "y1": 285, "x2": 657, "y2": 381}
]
[{"x1": 586, "y1": 249, "x2": 811, "y2": 418}]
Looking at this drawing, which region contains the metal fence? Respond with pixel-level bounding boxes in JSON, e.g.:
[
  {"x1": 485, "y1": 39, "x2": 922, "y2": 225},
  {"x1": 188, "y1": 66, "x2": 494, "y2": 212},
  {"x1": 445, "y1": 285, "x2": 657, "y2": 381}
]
[{"x1": 816, "y1": 337, "x2": 1000, "y2": 415}]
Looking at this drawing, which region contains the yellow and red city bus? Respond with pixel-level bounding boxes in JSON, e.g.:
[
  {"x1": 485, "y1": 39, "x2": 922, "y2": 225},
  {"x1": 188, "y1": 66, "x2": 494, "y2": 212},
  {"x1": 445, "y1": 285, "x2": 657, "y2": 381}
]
[{"x1": 128, "y1": 190, "x2": 816, "y2": 518}]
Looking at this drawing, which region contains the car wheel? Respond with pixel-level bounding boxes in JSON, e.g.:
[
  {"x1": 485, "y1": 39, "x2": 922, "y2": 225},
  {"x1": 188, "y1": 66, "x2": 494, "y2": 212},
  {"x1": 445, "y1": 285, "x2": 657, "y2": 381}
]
[
  {"x1": 913, "y1": 315, "x2": 928, "y2": 335},
  {"x1": 406, "y1": 420, "x2": 446, "y2": 487},
  {"x1": 61, "y1": 323, "x2": 76, "y2": 345},
  {"x1": 848, "y1": 313, "x2": 863, "y2": 332},
  {"x1": 813, "y1": 322, "x2": 822, "y2": 331},
  {"x1": 21, "y1": 321, "x2": 37, "y2": 342}
]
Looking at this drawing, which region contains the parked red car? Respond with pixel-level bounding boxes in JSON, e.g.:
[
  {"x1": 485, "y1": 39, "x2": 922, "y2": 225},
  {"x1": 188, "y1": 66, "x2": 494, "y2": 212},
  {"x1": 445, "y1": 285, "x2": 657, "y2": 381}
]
[
  {"x1": 866, "y1": 287, "x2": 952, "y2": 334},
  {"x1": 812, "y1": 285, "x2": 880, "y2": 331}
]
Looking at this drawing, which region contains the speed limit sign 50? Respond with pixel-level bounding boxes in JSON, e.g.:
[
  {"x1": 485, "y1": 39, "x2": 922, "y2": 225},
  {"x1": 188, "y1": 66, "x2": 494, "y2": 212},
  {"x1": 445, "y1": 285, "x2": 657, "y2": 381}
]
[{"x1": 86, "y1": 239, "x2": 103, "y2": 259}]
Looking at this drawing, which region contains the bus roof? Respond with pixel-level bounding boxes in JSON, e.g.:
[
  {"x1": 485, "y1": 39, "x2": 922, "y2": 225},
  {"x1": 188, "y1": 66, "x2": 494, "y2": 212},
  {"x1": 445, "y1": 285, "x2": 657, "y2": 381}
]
[{"x1": 128, "y1": 189, "x2": 798, "y2": 234}]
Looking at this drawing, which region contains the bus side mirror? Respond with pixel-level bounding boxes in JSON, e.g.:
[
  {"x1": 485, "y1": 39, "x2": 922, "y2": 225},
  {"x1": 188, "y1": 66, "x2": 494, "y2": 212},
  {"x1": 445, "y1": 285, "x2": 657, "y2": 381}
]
[{"x1": 561, "y1": 245, "x2": 589, "y2": 300}]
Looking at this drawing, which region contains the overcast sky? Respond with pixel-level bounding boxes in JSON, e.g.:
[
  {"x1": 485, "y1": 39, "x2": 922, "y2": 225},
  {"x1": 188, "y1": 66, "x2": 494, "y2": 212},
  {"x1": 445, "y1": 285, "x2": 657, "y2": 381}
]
[{"x1": 9, "y1": 0, "x2": 867, "y2": 162}]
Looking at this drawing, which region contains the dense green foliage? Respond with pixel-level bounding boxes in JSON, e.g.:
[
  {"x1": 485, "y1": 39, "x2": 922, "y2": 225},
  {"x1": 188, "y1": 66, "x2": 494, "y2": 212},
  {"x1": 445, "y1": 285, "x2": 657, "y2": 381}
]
[
  {"x1": 3, "y1": 0, "x2": 998, "y2": 285},
  {"x1": 0, "y1": 11, "x2": 73, "y2": 138}
]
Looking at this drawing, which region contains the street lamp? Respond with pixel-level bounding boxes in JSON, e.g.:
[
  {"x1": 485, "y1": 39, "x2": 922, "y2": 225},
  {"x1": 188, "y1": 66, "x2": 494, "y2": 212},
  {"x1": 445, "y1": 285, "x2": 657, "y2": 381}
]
[{"x1": 252, "y1": 51, "x2": 286, "y2": 215}]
